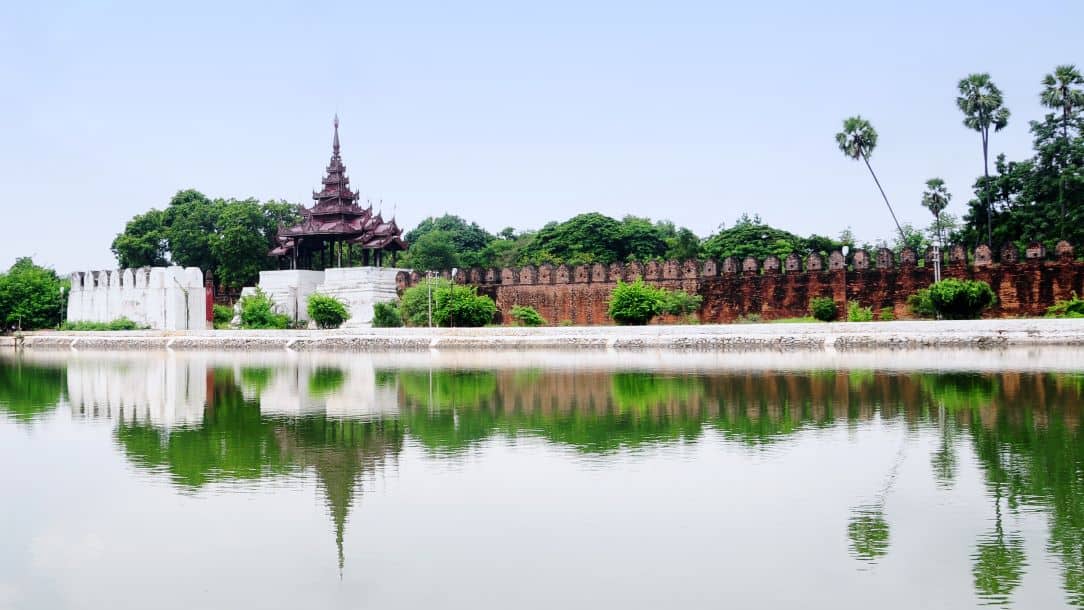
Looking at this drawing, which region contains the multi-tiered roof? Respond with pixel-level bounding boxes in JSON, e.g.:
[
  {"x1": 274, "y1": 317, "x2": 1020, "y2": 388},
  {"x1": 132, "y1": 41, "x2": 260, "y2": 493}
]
[{"x1": 270, "y1": 116, "x2": 406, "y2": 262}]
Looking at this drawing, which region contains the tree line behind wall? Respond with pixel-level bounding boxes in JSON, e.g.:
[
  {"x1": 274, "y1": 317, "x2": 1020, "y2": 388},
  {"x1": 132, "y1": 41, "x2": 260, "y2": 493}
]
[{"x1": 110, "y1": 189, "x2": 302, "y2": 289}]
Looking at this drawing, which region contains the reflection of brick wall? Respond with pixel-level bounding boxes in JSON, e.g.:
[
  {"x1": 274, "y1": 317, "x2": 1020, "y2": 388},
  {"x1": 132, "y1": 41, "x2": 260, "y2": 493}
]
[{"x1": 397, "y1": 243, "x2": 1083, "y2": 325}]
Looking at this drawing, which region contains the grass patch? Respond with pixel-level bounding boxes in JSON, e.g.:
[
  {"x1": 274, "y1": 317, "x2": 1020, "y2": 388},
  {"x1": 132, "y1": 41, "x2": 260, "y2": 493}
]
[
  {"x1": 768, "y1": 316, "x2": 818, "y2": 324},
  {"x1": 59, "y1": 318, "x2": 145, "y2": 331}
]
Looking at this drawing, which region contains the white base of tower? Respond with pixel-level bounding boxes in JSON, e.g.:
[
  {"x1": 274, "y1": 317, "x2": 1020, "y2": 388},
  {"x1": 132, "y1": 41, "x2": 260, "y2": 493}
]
[{"x1": 252, "y1": 267, "x2": 404, "y2": 328}]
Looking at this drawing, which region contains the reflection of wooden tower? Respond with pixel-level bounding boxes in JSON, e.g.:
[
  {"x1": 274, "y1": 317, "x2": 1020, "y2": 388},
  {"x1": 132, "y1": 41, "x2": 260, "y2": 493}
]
[{"x1": 276, "y1": 417, "x2": 404, "y2": 575}]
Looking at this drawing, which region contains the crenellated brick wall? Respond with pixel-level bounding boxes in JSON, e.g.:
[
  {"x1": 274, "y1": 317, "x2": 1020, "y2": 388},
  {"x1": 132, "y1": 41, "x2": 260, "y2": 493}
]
[{"x1": 396, "y1": 242, "x2": 1084, "y2": 325}]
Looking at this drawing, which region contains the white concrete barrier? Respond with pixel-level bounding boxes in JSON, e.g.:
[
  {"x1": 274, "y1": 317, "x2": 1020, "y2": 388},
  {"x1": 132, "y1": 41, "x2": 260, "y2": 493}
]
[{"x1": 67, "y1": 266, "x2": 207, "y2": 330}]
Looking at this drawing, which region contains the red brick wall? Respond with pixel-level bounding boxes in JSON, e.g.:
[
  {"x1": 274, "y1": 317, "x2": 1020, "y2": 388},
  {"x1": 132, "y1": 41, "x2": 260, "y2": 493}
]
[{"x1": 397, "y1": 244, "x2": 1084, "y2": 325}]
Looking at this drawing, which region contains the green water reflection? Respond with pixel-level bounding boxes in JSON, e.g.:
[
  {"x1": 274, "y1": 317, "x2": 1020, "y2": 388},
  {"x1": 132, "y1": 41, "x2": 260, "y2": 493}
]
[{"x1": 2, "y1": 355, "x2": 1084, "y2": 607}]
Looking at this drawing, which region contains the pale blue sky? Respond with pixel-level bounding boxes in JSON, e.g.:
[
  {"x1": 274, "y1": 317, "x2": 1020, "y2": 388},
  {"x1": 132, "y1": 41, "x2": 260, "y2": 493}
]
[{"x1": 0, "y1": 0, "x2": 1079, "y2": 272}]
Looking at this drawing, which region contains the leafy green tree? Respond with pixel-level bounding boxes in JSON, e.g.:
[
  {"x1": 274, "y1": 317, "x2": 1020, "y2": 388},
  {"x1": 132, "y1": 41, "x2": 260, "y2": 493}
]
[
  {"x1": 405, "y1": 214, "x2": 495, "y2": 268},
  {"x1": 836, "y1": 116, "x2": 906, "y2": 242},
  {"x1": 921, "y1": 178, "x2": 952, "y2": 247},
  {"x1": 958, "y1": 111, "x2": 1083, "y2": 249},
  {"x1": 164, "y1": 189, "x2": 219, "y2": 271},
  {"x1": 700, "y1": 214, "x2": 811, "y2": 261},
  {"x1": 111, "y1": 209, "x2": 168, "y2": 268},
  {"x1": 521, "y1": 213, "x2": 626, "y2": 265},
  {"x1": 211, "y1": 200, "x2": 272, "y2": 288},
  {"x1": 892, "y1": 223, "x2": 928, "y2": 254},
  {"x1": 616, "y1": 216, "x2": 669, "y2": 261},
  {"x1": 0, "y1": 258, "x2": 66, "y2": 330},
  {"x1": 957, "y1": 73, "x2": 1011, "y2": 246},
  {"x1": 474, "y1": 233, "x2": 531, "y2": 268},
  {"x1": 260, "y1": 199, "x2": 304, "y2": 249},
  {"x1": 404, "y1": 230, "x2": 461, "y2": 271},
  {"x1": 660, "y1": 222, "x2": 701, "y2": 261},
  {"x1": 1040, "y1": 65, "x2": 1084, "y2": 239}
]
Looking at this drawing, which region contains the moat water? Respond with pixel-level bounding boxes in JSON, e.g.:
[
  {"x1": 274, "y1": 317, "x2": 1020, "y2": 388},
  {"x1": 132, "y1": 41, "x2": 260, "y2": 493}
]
[{"x1": 2, "y1": 349, "x2": 1084, "y2": 609}]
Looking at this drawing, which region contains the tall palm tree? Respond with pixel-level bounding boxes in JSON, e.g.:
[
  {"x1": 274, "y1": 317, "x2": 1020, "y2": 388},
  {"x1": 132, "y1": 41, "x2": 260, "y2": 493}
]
[
  {"x1": 1041, "y1": 64, "x2": 1084, "y2": 141},
  {"x1": 921, "y1": 178, "x2": 952, "y2": 248},
  {"x1": 836, "y1": 116, "x2": 905, "y2": 242},
  {"x1": 1040, "y1": 64, "x2": 1084, "y2": 239},
  {"x1": 956, "y1": 73, "x2": 1010, "y2": 247}
]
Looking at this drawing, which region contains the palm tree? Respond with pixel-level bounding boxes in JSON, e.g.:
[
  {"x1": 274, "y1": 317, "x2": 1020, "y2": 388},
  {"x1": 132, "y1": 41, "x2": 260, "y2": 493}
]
[
  {"x1": 956, "y1": 73, "x2": 1010, "y2": 247},
  {"x1": 1041, "y1": 64, "x2": 1084, "y2": 141},
  {"x1": 836, "y1": 116, "x2": 905, "y2": 243},
  {"x1": 1040, "y1": 64, "x2": 1084, "y2": 239},
  {"x1": 921, "y1": 178, "x2": 952, "y2": 248}
]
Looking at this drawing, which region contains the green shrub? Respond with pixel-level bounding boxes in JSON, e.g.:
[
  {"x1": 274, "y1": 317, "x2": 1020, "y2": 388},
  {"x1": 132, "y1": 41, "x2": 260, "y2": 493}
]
[
  {"x1": 1046, "y1": 292, "x2": 1084, "y2": 318},
  {"x1": 925, "y1": 279, "x2": 997, "y2": 320},
  {"x1": 372, "y1": 302, "x2": 403, "y2": 327},
  {"x1": 907, "y1": 288, "x2": 937, "y2": 318},
  {"x1": 60, "y1": 318, "x2": 144, "y2": 331},
  {"x1": 400, "y1": 278, "x2": 451, "y2": 326},
  {"x1": 662, "y1": 290, "x2": 703, "y2": 317},
  {"x1": 212, "y1": 304, "x2": 234, "y2": 329},
  {"x1": 847, "y1": 302, "x2": 874, "y2": 322},
  {"x1": 810, "y1": 297, "x2": 838, "y2": 322},
  {"x1": 608, "y1": 279, "x2": 667, "y2": 325},
  {"x1": 433, "y1": 285, "x2": 497, "y2": 327},
  {"x1": 879, "y1": 307, "x2": 895, "y2": 321},
  {"x1": 735, "y1": 313, "x2": 762, "y2": 323},
  {"x1": 559, "y1": 319, "x2": 574, "y2": 326},
  {"x1": 307, "y1": 293, "x2": 350, "y2": 329},
  {"x1": 511, "y1": 305, "x2": 547, "y2": 326},
  {"x1": 239, "y1": 289, "x2": 291, "y2": 329}
]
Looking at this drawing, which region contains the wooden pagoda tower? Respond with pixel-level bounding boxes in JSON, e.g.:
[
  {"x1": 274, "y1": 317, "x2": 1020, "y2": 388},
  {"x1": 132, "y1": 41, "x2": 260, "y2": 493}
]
[{"x1": 270, "y1": 116, "x2": 407, "y2": 269}]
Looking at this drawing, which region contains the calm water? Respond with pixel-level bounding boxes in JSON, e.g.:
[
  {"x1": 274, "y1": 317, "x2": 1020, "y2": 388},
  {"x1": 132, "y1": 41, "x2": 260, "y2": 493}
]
[{"x1": 2, "y1": 349, "x2": 1084, "y2": 609}]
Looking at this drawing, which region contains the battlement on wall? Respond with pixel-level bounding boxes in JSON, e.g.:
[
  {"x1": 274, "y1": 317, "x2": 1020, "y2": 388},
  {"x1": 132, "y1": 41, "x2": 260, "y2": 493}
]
[{"x1": 396, "y1": 241, "x2": 1078, "y2": 289}]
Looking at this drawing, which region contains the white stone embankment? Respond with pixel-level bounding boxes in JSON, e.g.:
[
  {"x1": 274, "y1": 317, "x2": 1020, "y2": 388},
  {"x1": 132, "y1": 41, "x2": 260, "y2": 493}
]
[{"x1": 2, "y1": 319, "x2": 1084, "y2": 352}]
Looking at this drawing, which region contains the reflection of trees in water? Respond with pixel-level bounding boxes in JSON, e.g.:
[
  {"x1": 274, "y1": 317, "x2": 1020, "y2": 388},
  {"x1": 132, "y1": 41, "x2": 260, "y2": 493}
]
[
  {"x1": 848, "y1": 505, "x2": 890, "y2": 562},
  {"x1": 963, "y1": 376, "x2": 1084, "y2": 608},
  {"x1": 239, "y1": 366, "x2": 276, "y2": 395},
  {"x1": 309, "y1": 367, "x2": 346, "y2": 398},
  {"x1": 6, "y1": 354, "x2": 1084, "y2": 603},
  {"x1": 0, "y1": 357, "x2": 66, "y2": 423},
  {"x1": 397, "y1": 370, "x2": 707, "y2": 453},
  {"x1": 847, "y1": 436, "x2": 906, "y2": 565},
  {"x1": 971, "y1": 484, "x2": 1026, "y2": 607}
]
